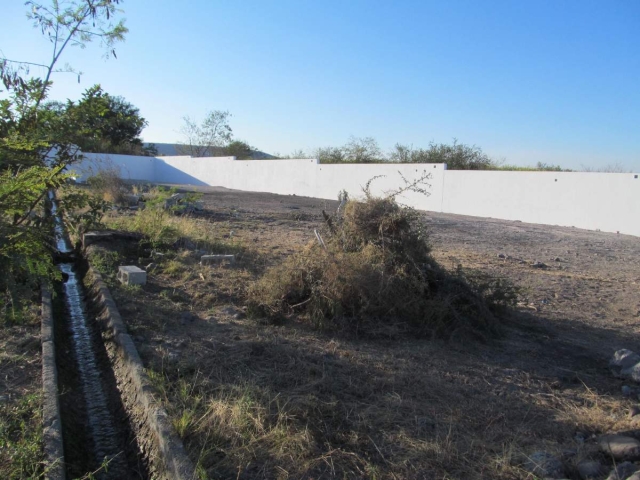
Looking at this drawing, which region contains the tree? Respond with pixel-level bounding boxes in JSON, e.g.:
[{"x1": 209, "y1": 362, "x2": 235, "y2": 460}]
[
  {"x1": 342, "y1": 136, "x2": 383, "y2": 163},
  {"x1": 314, "y1": 146, "x2": 346, "y2": 164},
  {"x1": 389, "y1": 140, "x2": 496, "y2": 169},
  {"x1": 0, "y1": 0, "x2": 127, "y2": 321},
  {"x1": 222, "y1": 140, "x2": 254, "y2": 159},
  {"x1": 176, "y1": 110, "x2": 233, "y2": 157},
  {"x1": 54, "y1": 84, "x2": 149, "y2": 155},
  {"x1": 315, "y1": 136, "x2": 384, "y2": 164}
]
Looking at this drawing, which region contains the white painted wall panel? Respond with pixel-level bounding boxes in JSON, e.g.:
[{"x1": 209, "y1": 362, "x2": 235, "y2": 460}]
[
  {"x1": 72, "y1": 153, "x2": 157, "y2": 182},
  {"x1": 442, "y1": 171, "x2": 640, "y2": 236}
]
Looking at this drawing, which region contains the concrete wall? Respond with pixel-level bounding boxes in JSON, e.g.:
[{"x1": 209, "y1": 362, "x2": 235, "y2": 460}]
[
  {"x1": 73, "y1": 153, "x2": 160, "y2": 182},
  {"x1": 77, "y1": 153, "x2": 640, "y2": 237},
  {"x1": 441, "y1": 170, "x2": 640, "y2": 236}
]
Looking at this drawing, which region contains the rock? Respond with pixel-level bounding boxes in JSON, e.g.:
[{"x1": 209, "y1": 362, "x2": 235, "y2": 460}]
[
  {"x1": 611, "y1": 350, "x2": 640, "y2": 371},
  {"x1": 554, "y1": 257, "x2": 563, "y2": 262},
  {"x1": 531, "y1": 261, "x2": 548, "y2": 269},
  {"x1": 222, "y1": 306, "x2": 241, "y2": 317},
  {"x1": 497, "y1": 253, "x2": 506, "y2": 259},
  {"x1": 605, "y1": 461, "x2": 638, "y2": 480},
  {"x1": 629, "y1": 406, "x2": 640, "y2": 418},
  {"x1": 577, "y1": 460, "x2": 604, "y2": 479},
  {"x1": 623, "y1": 385, "x2": 633, "y2": 396},
  {"x1": 206, "y1": 316, "x2": 218, "y2": 324},
  {"x1": 621, "y1": 363, "x2": 640, "y2": 382},
  {"x1": 598, "y1": 434, "x2": 640, "y2": 460},
  {"x1": 523, "y1": 451, "x2": 566, "y2": 479},
  {"x1": 145, "y1": 262, "x2": 157, "y2": 272}
]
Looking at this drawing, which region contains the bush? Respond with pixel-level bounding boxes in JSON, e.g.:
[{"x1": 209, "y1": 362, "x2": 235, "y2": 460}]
[
  {"x1": 86, "y1": 167, "x2": 129, "y2": 205},
  {"x1": 248, "y1": 186, "x2": 518, "y2": 339},
  {"x1": 390, "y1": 140, "x2": 497, "y2": 169}
]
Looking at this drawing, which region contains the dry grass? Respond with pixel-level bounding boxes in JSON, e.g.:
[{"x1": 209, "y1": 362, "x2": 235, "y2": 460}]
[{"x1": 248, "y1": 196, "x2": 518, "y2": 339}]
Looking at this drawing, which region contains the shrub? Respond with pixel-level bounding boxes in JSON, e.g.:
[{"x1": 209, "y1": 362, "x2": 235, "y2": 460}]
[
  {"x1": 86, "y1": 167, "x2": 129, "y2": 205},
  {"x1": 248, "y1": 182, "x2": 518, "y2": 338},
  {"x1": 389, "y1": 140, "x2": 497, "y2": 169}
]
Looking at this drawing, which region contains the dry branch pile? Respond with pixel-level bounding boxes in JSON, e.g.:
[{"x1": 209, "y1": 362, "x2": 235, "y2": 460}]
[{"x1": 249, "y1": 191, "x2": 518, "y2": 338}]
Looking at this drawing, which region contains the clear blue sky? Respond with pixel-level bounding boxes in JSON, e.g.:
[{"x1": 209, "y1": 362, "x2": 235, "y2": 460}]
[{"x1": 1, "y1": 0, "x2": 639, "y2": 170}]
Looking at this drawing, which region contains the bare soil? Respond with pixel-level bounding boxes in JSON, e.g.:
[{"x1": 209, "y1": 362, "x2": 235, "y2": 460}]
[{"x1": 96, "y1": 186, "x2": 640, "y2": 479}]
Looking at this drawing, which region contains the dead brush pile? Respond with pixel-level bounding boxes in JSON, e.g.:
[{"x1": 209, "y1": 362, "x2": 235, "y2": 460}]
[{"x1": 249, "y1": 190, "x2": 519, "y2": 338}]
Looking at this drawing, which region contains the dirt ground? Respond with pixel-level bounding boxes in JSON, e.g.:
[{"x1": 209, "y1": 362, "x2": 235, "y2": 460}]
[{"x1": 99, "y1": 186, "x2": 640, "y2": 479}]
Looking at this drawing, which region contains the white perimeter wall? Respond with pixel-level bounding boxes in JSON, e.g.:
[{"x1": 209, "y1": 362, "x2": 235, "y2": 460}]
[{"x1": 76, "y1": 153, "x2": 640, "y2": 237}]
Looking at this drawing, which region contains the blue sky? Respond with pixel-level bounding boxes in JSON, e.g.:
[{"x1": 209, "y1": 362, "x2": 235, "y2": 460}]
[{"x1": 1, "y1": 0, "x2": 639, "y2": 170}]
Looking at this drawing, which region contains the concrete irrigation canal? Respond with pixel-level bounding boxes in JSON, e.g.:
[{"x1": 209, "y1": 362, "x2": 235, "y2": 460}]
[{"x1": 48, "y1": 195, "x2": 149, "y2": 479}]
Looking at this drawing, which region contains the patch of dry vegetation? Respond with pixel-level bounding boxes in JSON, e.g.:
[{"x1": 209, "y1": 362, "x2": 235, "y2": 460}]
[{"x1": 249, "y1": 192, "x2": 518, "y2": 338}]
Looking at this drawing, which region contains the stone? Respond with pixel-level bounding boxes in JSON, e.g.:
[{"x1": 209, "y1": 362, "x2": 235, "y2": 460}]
[
  {"x1": 605, "y1": 461, "x2": 638, "y2": 480},
  {"x1": 117, "y1": 265, "x2": 147, "y2": 286},
  {"x1": 621, "y1": 363, "x2": 640, "y2": 383},
  {"x1": 577, "y1": 460, "x2": 604, "y2": 479},
  {"x1": 531, "y1": 261, "x2": 548, "y2": 269},
  {"x1": 523, "y1": 451, "x2": 566, "y2": 479},
  {"x1": 623, "y1": 385, "x2": 633, "y2": 396},
  {"x1": 222, "y1": 306, "x2": 240, "y2": 317},
  {"x1": 610, "y1": 350, "x2": 640, "y2": 371},
  {"x1": 145, "y1": 262, "x2": 157, "y2": 272},
  {"x1": 201, "y1": 254, "x2": 235, "y2": 266},
  {"x1": 497, "y1": 253, "x2": 506, "y2": 259},
  {"x1": 598, "y1": 434, "x2": 640, "y2": 460}
]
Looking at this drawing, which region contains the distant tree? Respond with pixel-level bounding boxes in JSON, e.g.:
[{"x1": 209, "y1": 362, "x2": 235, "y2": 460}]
[
  {"x1": 316, "y1": 136, "x2": 384, "y2": 164},
  {"x1": 223, "y1": 140, "x2": 253, "y2": 159},
  {"x1": 534, "y1": 162, "x2": 565, "y2": 172},
  {"x1": 580, "y1": 163, "x2": 631, "y2": 173},
  {"x1": 176, "y1": 110, "x2": 233, "y2": 157},
  {"x1": 390, "y1": 140, "x2": 496, "y2": 169},
  {"x1": 272, "y1": 149, "x2": 310, "y2": 159},
  {"x1": 315, "y1": 146, "x2": 346, "y2": 163},
  {"x1": 342, "y1": 136, "x2": 383, "y2": 163}
]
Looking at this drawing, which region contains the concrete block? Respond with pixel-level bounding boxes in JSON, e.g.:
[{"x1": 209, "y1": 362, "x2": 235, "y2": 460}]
[
  {"x1": 83, "y1": 231, "x2": 113, "y2": 248},
  {"x1": 118, "y1": 266, "x2": 147, "y2": 285},
  {"x1": 201, "y1": 254, "x2": 235, "y2": 266}
]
